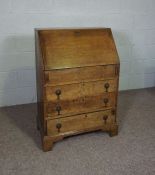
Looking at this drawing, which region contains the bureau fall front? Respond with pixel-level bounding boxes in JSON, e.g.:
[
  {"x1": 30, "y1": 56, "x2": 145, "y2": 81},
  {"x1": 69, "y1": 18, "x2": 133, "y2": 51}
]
[{"x1": 35, "y1": 28, "x2": 120, "y2": 151}]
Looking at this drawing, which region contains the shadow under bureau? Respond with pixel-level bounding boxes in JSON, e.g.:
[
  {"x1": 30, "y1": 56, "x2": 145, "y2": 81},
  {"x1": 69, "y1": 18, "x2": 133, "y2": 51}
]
[{"x1": 35, "y1": 28, "x2": 120, "y2": 151}]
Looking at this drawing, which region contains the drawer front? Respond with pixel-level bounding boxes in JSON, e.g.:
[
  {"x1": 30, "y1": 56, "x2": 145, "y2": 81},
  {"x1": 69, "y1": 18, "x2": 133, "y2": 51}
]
[
  {"x1": 45, "y1": 92, "x2": 116, "y2": 118},
  {"x1": 44, "y1": 79, "x2": 117, "y2": 102},
  {"x1": 44, "y1": 65, "x2": 118, "y2": 86},
  {"x1": 44, "y1": 79, "x2": 117, "y2": 117},
  {"x1": 47, "y1": 110, "x2": 115, "y2": 136}
]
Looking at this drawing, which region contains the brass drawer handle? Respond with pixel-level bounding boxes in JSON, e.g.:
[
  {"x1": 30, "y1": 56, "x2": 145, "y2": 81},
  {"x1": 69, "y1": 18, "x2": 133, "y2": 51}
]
[
  {"x1": 104, "y1": 83, "x2": 110, "y2": 92},
  {"x1": 103, "y1": 115, "x2": 108, "y2": 124},
  {"x1": 56, "y1": 105, "x2": 61, "y2": 115},
  {"x1": 103, "y1": 98, "x2": 109, "y2": 107},
  {"x1": 55, "y1": 89, "x2": 61, "y2": 100},
  {"x1": 56, "y1": 123, "x2": 62, "y2": 132}
]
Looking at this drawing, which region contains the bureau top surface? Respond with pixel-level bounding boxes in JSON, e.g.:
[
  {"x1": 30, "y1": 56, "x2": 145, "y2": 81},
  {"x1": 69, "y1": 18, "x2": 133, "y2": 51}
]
[{"x1": 36, "y1": 28, "x2": 119, "y2": 70}]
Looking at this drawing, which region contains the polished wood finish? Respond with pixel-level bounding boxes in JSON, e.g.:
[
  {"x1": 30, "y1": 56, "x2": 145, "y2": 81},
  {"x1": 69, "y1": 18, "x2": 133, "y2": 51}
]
[
  {"x1": 44, "y1": 65, "x2": 117, "y2": 86},
  {"x1": 44, "y1": 92, "x2": 116, "y2": 118},
  {"x1": 47, "y1": 110, "x2": 115, "y2": 136},
  {"x1": 44, "y1": 79, "x2": 117, "y2": 101},
  {"x1": 35, "y1": 28, "x2": 120, "y2": 151},
  {"x1": 38, "y1": 28, "x2": 119, "y2": 70}
]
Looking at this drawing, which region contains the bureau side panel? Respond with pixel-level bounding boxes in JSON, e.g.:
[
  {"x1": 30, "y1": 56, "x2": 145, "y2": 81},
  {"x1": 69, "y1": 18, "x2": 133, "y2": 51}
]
[
  {"x1": 115, "y1": 64, "x2": 120, "y2": 122},
  {"x1": 35, "y1": 30, "x2": 46, "y2": 134}
]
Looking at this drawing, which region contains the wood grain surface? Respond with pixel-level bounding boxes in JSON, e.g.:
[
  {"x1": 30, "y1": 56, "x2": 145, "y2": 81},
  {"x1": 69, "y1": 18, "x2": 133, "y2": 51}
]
[
  {"x1": 39, "y1": 28, "x2": 119, "y2": 70},
  {"x1": 47, "y1": 110, "x2": 115, "y2": 136},
  {"x1": 44, "y1": 65, "x2": 117, "y2": 86},
  {"x1": 35, "y1": 28, "x2": 120, "y2": 151}
]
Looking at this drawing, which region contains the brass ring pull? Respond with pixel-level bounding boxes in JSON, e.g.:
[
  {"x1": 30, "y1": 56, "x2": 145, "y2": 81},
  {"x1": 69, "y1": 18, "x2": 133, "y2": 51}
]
[
  {"x1": 103, "y1": 115, "x2": 108, "y2": 124},
  {"x1": 55, "y1": 89, "x2": 61, "y2": 100},
  {"x1": 104, "y1": 83, "x2": 110, "y2": 92},
  {"x1": 56, "y1": 105, "x2": 61, "y2": 115},
  {"x1": 103, "y1": 98, "x2": 109, "y2": 107},
  {"x1": 56, "y1": 123, "x2": 62, "y2": 132}
]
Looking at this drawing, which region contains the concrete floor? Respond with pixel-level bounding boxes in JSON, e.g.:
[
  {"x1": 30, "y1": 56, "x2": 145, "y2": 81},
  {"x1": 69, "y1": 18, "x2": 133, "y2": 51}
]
[{"x1": 0, "y1": 88, "x2": 155, "y2": 175}]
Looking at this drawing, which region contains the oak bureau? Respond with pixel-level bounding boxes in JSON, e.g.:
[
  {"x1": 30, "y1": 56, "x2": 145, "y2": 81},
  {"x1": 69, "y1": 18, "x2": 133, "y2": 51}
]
[{"x1": 35, "y1": 28, "x2": 120, "y2": 151}]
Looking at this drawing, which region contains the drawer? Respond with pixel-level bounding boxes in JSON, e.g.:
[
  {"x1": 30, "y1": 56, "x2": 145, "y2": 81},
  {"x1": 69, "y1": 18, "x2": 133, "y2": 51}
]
[
  {"x1": 44, "y1": 65, "x2": 118, "y2": 86},
  {"x1": 47, "y1": 110, "x2": 115, "y2": 136},
  {"x1": 44, "y1": 79, "x2": 117, "y2": 102},
  {"x1": 44, "y1": 92, "x2": 116, "y2": 118}
]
